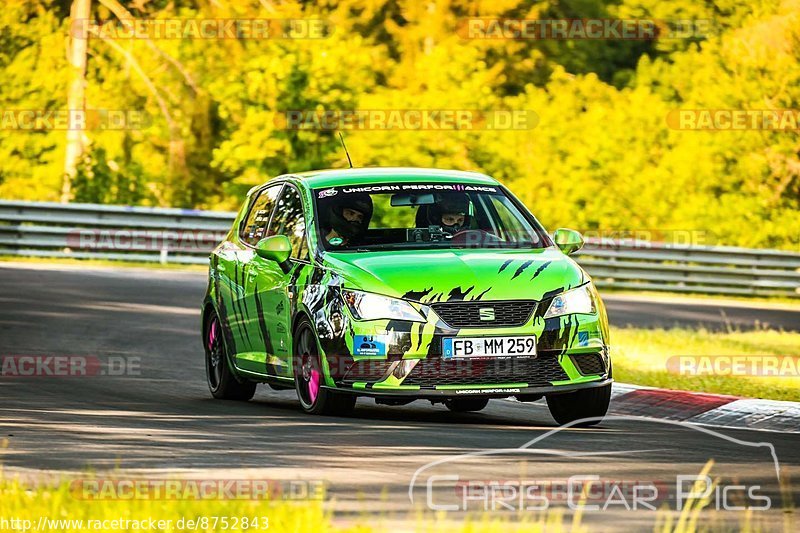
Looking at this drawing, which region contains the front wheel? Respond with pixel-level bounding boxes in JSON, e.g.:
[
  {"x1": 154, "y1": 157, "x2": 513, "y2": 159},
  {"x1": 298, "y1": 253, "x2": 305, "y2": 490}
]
[
  {"x1": 204, "y1": 309, "x2": 257, "y2": 401},
  {"x1": 546, "y1": 383, "x2": 611, "y2": 427},
  {"x1": 293, "y1": 318, "x2": 356, "y2": 416}
]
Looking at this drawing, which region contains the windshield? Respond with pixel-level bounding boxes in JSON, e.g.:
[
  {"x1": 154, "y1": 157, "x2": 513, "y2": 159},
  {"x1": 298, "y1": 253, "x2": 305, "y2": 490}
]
[{"x1": 313, "y1": 182, "x2": 551, "y2": 252}]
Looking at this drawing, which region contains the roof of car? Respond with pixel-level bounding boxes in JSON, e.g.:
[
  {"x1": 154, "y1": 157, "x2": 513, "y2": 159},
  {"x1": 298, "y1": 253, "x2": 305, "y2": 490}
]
[{"x1": 276, "y1": 167, "x2": 500, "y2": 189}]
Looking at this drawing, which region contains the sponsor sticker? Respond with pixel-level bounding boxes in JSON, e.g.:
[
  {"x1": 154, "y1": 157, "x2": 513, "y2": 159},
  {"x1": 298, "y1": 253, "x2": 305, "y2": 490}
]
[
  {"x1": 338, "y1": 184, "x2": 498, "y2": 194},
  {"x1": 317, "y1": 188, "x2": 338, "y2": 198},
  {"x1": 353, "y1": 335, "x2": 387, "y2": 356},
  {"x1": 454, "y1": 388, "x2": 521, "y2": 394}
]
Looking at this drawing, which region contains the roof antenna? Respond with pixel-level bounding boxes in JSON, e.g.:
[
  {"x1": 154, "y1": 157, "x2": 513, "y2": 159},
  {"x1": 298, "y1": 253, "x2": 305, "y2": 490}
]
[{"x1": 338, "y1": 131, "x2": 354, "y2": 168}]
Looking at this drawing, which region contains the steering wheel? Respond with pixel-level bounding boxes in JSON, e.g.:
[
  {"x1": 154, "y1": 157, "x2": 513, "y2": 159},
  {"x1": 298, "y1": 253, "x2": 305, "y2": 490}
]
[{"x1": 450, "y1": 228, "x2": 501, "y2": 246}]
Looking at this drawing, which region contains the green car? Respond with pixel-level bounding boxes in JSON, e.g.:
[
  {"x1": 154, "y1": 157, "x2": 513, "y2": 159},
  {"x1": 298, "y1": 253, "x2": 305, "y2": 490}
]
[{"x1": 202, "y1": 168, "x2": 611, "y2": 425}]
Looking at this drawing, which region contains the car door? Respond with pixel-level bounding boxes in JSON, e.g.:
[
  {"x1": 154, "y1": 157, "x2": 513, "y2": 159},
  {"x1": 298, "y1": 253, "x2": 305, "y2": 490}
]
[
  {"x1": 227, "y1": 183, "x2": 283, "y2": 374},
  {"x1": 245, "y1": 183, "x2": 310, "y2": 378}
]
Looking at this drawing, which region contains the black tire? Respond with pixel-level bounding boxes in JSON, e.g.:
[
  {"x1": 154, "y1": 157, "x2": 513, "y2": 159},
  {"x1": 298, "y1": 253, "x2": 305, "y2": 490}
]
[
  {"x1": 546, "y1": 383, "x2": 611, "y2": 427},
  {"x1": 293, "y1": 317, "x2": 356, "y2": 416},
  {"x1": 444, "y1": 397, "x2": 490, "y2": 412},
  {"x1": 204, "y1": 309, "x2": 257, "y2": 401}
]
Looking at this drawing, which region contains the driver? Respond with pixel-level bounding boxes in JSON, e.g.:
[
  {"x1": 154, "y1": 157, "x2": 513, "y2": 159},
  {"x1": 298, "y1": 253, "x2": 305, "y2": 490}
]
[
  {"x1": 323, "y1": 193, "x2": 373, "y2": 246},
  {"x1": 428, "y1": 193, "x2": 471, "y2": 236}
]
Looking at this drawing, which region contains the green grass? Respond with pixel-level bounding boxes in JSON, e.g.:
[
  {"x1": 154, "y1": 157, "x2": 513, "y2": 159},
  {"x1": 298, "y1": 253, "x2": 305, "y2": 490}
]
[
  {"x1": 601, "y1": 288, "x2": 800, "y2": 306},
  {"x1": 611, "y1": 326, "x2": 800, "y2": 401},
  {"x1": 0, "y1": 475, "x2": 340, "y2": 533},
  {"x1": 0, "y1": 475, "x2": 586, "y2": 533}
]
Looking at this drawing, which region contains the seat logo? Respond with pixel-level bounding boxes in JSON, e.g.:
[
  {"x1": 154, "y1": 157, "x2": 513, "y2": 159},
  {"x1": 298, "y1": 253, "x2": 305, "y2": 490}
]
[{"x1": 478, "y1": 307, "x2": 495, "y2": 321}]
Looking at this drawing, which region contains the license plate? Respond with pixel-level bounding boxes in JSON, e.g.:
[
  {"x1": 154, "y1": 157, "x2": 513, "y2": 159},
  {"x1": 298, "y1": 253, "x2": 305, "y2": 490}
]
[{"x1": 442, "y1": 336, "x2": 537, "y2": 359}]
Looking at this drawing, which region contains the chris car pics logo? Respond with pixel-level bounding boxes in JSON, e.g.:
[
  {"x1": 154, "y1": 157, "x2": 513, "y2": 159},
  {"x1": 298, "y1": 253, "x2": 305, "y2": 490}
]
[{"x1": 318, "y1": 188, "x2": 338, "y2": 199}]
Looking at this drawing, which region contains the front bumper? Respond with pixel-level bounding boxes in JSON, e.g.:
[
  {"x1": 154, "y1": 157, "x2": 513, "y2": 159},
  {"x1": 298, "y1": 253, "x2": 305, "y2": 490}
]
[
  {"x1": 319, "y1": 300, "x2": 611, "y2": 393},
  {"x1": 324, "y1": 377, "x2": 613, "y2": 399}
]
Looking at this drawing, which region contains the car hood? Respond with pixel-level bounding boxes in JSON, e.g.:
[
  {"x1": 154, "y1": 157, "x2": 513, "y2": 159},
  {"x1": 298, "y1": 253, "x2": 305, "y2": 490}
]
[{"x1": 322, "y1": 247, "x2": 589, "y2": 303}]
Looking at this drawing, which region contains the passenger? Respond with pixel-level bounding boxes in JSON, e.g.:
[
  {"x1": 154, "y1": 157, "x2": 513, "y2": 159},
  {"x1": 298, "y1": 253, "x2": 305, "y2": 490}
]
[
  {"x1": 322, "y1": 193, "x2": 373, "y2": 246},
  {"x1": 429, "y1": 193, "x2": 471, "y2": 236}
]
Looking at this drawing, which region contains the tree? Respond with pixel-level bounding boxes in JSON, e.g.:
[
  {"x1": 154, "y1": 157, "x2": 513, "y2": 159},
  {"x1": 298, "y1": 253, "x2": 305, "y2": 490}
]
[{"x1": 62, "y1": 0, "x2": 91, "y2": 203}]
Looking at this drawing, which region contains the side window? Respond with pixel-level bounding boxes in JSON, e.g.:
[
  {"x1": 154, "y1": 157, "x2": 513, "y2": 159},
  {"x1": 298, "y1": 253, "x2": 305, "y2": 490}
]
[
  {"x1": 240, "y1": 185, "x2": 282, "y2": 246},
  {"x1": 270, "y1": 186, "x2": 308, "y2": 260},
  {"x1": 487, "y1": 195, "x2": 534, "y2": 243}
]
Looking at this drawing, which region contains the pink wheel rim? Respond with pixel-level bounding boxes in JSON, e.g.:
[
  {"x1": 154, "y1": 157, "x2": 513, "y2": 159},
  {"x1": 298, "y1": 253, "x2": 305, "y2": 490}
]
[
  {"x1": 208, "y1": 319, "x2": 218, "y2": 350},
  {"x1": 207, "y1": 317, "x2": 223, "y2": 389},
  {"x1": 308, "y1": 369, "x2": 321, "y2": 403}
]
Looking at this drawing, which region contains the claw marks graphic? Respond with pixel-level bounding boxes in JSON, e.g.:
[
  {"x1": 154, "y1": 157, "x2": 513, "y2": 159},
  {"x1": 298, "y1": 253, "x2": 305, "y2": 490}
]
[
  {"x1": 534, "y1": 286, "x2": 578, "y2": 355},
  {"x1": 511, "y1": 260, "x2": 534, "y2": 280},
  {"x1": 231, "y1": 262, "x2": 253, "y2": 349},
  {"x1": 240, "y1": 264, "x2": 256, "y2": 348},
  {"x1": 300, "y1": 266, "x2": 353, "y2": 379},
  {"x1": 402, "y1": 287, "x2": 433, "y2": 302},
  {"x1": 385, "y1": 318, "x2": 413, "y2": 355},
  {"x1": 211, "y1": 255, "x2": 237, "y2": 355},
  {"x1": 252, "y1": 283, "x2": 277, "y2": 374},
  {"x1": 408, "y1": 285, "x2": 492, "y2": 305},
  {"x1": 447, "y1": 285, "x2": 474, "y2": 301},
  {"x1": 497, "y1": 258, "x2": 555, "y2": 283},
  {"x1": 413, "y1": 321, "x2": 425, "y2": 352},
  {"x1": 474, "y1": 287, "x2": 491, "y2": 300},
  {"x1": 530, "y1": 260, "x2": 552, "y2": 281}
]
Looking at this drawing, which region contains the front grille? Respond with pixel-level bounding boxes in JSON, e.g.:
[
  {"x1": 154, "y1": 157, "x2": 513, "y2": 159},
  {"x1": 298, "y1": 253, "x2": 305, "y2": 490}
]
[
  {"x1": 431, "y1": 300, "x2": 537, "y2": 328},
  {"x1": 341, "y1": 360, "x2": 392, "y2": 383},
  {"x1": 570, "y1": 353, "x2": 606, "y2": 375},
  {"x1": 402, "y1": 356, "x2": 568, "y2": 388}
]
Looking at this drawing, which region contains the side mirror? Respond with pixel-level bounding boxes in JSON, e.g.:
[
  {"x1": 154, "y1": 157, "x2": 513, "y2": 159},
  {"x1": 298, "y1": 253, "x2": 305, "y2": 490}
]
[
  {"x1": 255, "y1": 235, "x2": 292, "y2": 271},
  {"x1": 554, "y1": 228, "x2": 584, "y2": 255}
]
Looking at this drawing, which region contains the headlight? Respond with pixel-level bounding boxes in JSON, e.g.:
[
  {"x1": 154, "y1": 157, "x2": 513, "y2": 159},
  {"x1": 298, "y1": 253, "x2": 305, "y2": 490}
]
[
  {"x1": 341, "y1": 290, "x2": 426, "y2": 322},
  {"x1": 544, "y1": 283, "x2": 597, "y2": 318}
]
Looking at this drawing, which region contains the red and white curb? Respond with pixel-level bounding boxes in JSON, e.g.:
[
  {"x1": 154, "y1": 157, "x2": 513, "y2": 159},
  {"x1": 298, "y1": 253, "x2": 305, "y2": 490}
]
[{"x1": 609, "y1": 383, "x2": 800, "y2": 433}]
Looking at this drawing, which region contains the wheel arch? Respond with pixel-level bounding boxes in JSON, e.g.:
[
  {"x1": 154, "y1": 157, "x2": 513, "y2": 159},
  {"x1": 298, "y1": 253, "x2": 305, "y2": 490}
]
[
  {"x1": 291, "y1": 307, "x2": 314, "y2": 341},
  {"x1": 201, "y1": 298, "x2": 217, "y2": 340}
]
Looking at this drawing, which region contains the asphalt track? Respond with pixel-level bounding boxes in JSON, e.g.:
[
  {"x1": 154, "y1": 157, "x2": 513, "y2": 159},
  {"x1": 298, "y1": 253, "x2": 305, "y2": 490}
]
[{"x1": 0, "y1": 263, "x2": 798, "y2": 530}]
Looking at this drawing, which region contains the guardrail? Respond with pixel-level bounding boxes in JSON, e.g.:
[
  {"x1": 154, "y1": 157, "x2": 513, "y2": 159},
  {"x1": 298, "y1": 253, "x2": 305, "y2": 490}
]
[{"x1": 1, "y1": 200, "x2": 798, "y2": 298}]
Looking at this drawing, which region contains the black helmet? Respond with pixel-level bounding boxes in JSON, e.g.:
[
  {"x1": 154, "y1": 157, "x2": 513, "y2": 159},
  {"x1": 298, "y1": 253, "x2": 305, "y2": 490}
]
[
  {"x1": 326, "y1": 193, "x2": 373, "y2": 241},
  {"x1": 428, "y1": 192, "x2": 470, "y2": 235}
]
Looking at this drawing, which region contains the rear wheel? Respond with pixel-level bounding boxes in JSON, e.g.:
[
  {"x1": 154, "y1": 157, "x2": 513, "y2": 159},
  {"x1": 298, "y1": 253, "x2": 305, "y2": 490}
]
[
  {"x1": 444, "y1": 397, "x2": 490, "y2": 412},
  {"x1": 204, "y1": 309, "x2": 257, "y2": 401},
  {"x1": 293, "y1": 318, "x2": 356, "y2": 416},
  {"x1": 546, "y1": 383, "x2": 611, "y2": 426}
]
